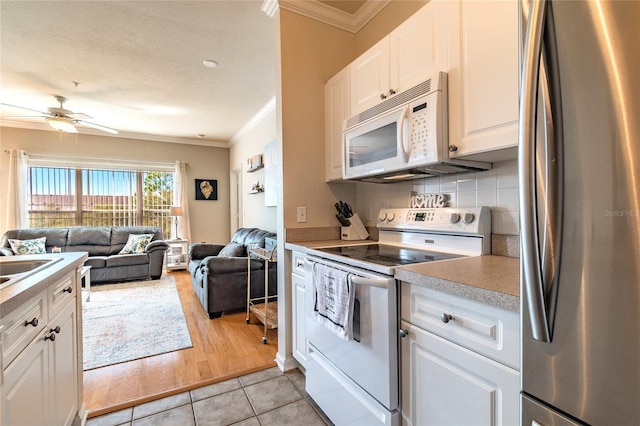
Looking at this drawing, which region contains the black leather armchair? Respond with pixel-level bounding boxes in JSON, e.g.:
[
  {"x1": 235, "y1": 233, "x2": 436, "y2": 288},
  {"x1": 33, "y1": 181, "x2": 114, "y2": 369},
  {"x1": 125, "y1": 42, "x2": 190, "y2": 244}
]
[{"x1": 188, "y1": 228, "x2": 277, "y2": 319}]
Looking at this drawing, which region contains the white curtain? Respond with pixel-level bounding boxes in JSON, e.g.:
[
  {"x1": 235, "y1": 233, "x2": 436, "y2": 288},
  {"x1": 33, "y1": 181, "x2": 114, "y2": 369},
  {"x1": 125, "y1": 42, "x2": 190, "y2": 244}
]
[
  {"x1": 173, "y1": 161, "x2": 191, "y2": 242},
  {"x1": 6, "y1": 149, "x2": 29, "y2": 230}
]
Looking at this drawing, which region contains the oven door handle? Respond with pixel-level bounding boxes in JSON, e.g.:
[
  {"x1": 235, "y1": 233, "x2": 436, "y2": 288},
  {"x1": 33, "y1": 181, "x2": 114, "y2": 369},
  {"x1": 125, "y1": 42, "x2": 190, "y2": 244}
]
[{"x1": 350, "y1": 276, "x2": 389, "y2": 289}]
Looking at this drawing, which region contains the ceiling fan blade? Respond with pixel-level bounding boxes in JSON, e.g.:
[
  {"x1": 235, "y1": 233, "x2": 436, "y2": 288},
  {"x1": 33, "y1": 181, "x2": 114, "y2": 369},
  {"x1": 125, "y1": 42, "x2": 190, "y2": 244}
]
[
  {"x1": 74, "y1": 119, "x2": 119, "y2": 134},
  {"x1": 1, "y1": 103, "x2": 49, "y2": 115},
  {"x1": 65, "y1": 112, "x2": 93, "y2": 119}
]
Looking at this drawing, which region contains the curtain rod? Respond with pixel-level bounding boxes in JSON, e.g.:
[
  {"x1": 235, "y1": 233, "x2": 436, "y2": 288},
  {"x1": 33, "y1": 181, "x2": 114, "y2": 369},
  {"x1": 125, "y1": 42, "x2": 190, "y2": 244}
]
[{"x1": 4, "y1": 150, "x2": 189, "y2": 167}]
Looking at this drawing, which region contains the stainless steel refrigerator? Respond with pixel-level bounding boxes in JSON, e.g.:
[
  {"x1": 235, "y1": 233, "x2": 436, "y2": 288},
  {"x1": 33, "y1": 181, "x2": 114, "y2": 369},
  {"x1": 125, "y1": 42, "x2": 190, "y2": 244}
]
[{"x1": 519, "y1": 0, "x2": 640, "y2": 424}]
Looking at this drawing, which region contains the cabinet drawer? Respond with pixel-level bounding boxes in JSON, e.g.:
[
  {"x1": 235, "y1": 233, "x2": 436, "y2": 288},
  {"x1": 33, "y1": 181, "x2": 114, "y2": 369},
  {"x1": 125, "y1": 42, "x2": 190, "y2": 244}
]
[
  {"x1": 401, "y1": 283, "x2": 519, "y2": 370},
  {"x1": 49, "y1": 272, "x2": 75, "y2": 317},
  {"x1": 1, "y1": 290, "x2": 47, "y2": 368},
  {"x1": 292, "y1": 251, "x2": 306, "y2": 276}
]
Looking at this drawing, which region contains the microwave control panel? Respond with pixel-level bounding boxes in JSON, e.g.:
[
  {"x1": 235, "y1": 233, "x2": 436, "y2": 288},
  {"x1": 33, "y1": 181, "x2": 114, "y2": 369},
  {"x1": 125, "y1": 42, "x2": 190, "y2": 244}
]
[{"x1": 408, "y1": 91, "x2": 439, "y2": 163}]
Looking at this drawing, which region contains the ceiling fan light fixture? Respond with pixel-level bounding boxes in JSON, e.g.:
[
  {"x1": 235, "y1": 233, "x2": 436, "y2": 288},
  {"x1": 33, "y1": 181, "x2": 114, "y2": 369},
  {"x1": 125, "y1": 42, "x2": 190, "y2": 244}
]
[{"x1": 47, "y1": 117, "x2": 77, "y2": 133}]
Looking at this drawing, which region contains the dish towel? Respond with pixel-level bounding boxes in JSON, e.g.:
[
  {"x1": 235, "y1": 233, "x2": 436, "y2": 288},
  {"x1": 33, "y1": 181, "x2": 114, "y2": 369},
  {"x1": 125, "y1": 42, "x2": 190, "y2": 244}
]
[{"x1": 312, "y1": 263, "x2": 356, "y2": 341}]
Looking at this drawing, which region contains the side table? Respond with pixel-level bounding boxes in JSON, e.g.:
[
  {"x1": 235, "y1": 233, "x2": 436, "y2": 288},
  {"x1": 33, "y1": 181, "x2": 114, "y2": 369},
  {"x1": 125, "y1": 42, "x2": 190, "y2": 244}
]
[
  {"x1": 80, "y1": 265, "x2": 91, "y2": 302},
  {"x1": 246, "y1": 245, "x2": 277, "y2": 344},
  {"x1": 165, "y1": 239, "x2": 189, "y2": 271}
]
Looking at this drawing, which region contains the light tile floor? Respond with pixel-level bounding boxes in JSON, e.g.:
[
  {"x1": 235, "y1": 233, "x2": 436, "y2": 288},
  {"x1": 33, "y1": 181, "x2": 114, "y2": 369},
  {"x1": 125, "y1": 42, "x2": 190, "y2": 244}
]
[{"x1": 86, "y1": 367, "x2": 332, "y2": 426}]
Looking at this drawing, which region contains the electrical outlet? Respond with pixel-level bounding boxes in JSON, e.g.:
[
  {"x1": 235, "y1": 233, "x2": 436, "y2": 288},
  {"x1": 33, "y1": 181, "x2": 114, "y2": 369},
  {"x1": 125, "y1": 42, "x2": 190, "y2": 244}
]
[{"x1": 296, "y1": 206, "x2": 307, "y2": 223}]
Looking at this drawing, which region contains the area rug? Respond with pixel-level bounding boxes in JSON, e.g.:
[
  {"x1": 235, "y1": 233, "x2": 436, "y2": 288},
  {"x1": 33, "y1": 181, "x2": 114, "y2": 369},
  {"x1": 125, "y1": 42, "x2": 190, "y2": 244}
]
[{"x1": 82, "y1": 275, "x2": 193, "y2": 370}]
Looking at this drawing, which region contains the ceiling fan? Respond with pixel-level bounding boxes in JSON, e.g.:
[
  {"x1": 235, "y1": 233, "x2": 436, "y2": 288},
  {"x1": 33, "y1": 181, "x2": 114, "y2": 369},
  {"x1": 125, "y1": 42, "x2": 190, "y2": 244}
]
[{"x1": 1, "y1": 95, "x2": 118, "y2": 134}]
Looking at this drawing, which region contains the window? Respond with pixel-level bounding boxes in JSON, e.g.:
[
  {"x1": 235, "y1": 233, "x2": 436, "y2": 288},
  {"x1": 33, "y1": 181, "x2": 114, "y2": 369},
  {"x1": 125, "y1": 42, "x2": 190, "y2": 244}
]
[{"x1": 28, "y1": 165, "x2": 174, "y2": 235}]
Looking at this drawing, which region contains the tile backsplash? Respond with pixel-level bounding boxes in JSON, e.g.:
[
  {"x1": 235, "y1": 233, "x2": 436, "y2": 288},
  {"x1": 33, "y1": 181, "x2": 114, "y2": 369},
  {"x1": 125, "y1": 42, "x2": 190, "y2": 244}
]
[{"x1": 355, "y1": 159, "x2": 520, "y2": 235}]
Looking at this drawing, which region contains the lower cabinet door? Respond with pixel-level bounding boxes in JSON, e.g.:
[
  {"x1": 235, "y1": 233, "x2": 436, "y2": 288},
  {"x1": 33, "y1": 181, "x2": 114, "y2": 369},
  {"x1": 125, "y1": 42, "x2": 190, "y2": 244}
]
[
  {"x1": 400, "y1": 320, "x2": 520, "y2": 426},
  {"x1": 1, "y1": 329, "x2": 50, "y2": 426},
  {"x1": 291, "y1": 272, "x2": 307, "y2": 366},
  {"x1": 50, "y1": 299, "x2": 78, "y2": 426}
]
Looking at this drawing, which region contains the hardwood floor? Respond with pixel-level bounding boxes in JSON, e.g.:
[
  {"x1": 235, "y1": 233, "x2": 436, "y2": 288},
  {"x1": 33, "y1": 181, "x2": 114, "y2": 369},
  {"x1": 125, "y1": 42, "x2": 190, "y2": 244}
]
[{"x1": 83, "y1": 270, "x2": 278, "y2": 418}]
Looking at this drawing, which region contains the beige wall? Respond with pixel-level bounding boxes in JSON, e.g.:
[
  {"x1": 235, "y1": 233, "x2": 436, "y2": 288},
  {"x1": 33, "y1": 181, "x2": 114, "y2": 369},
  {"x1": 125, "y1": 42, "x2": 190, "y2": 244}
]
[
  {"x1": 279, "y1": 10, "x2": 357, "y2": 230},
  {"x1": 0, "y1": 127, "x2": 230, "y2": 244},
  {"x1": 277, "y1": 1, "x2": 428, "y2": 231},
  {"x1": 229, "y1": 107, "x2": 277, "y2": 233}
]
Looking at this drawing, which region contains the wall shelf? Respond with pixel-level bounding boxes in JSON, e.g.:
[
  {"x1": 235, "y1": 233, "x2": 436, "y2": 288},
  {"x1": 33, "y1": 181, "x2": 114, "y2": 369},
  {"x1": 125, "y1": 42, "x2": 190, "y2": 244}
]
[
  {"x1": 247, "y1": 165, "x2": 264, "y2": 173},
  {"x1": 248, "y1": 189, "x2": 264, "y2": 194}
]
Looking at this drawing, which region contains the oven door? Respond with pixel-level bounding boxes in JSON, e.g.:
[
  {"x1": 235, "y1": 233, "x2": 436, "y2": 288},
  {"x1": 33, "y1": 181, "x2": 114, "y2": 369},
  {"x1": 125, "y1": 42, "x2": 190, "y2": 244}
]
[{"x1": 305, "y1": 255, "x2": 399, "y2": 425}]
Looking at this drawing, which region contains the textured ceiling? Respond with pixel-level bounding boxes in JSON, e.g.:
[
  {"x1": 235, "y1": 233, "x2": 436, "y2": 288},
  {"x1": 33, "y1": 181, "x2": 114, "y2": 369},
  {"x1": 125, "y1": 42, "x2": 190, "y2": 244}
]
[{"x1": 0, "y1": 1, "x2": 276, "y2": 146}]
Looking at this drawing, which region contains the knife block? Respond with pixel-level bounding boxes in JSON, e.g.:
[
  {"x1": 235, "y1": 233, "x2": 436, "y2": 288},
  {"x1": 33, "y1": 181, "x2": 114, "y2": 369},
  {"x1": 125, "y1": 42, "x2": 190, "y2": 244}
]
[{"x1": 341, "y1": 214, "x2": 369, "y2": 240}]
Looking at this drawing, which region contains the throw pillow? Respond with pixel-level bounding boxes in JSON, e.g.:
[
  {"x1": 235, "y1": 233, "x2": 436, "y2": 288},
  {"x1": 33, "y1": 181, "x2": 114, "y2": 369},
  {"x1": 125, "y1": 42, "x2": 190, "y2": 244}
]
[
  {"x1": 119, "y1": 234, "x2": 154, "y2": 255},
  {"x1": 8, "y1": 237, "x2": 47, "y2": 255},
  {"x1": 218, "y1": 242, "x2": 245, "y2": 257}
]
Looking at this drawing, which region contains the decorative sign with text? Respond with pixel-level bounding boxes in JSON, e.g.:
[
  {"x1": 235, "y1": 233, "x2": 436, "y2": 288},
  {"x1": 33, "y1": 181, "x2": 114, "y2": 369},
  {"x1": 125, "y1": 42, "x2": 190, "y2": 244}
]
[{"x1": 410, "y1": 193, "x2": 451, "y2": 208}]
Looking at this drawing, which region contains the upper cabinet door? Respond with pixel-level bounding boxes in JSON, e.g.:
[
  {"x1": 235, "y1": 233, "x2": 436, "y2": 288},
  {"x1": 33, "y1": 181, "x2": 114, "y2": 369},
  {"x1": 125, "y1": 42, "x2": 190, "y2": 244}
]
[
  {"x1": 325, "y1": 67, "x2": 350, "y2": 182},
  {"x1": 350, "y1": 37, "x2": 390, "y2": 115},
  {"x1": 390, "y1": 0, "x2": 449, "y2": 95},
  {"x1": 447, "y1": 0, "x2": 519, "y2": 160}
]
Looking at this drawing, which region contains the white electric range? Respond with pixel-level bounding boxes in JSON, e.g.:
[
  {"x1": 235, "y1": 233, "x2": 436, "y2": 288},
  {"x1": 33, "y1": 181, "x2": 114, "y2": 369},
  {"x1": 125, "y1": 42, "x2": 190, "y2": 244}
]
[{"x1": 304, "y1": 206, "x2": 491, "y2": 426}]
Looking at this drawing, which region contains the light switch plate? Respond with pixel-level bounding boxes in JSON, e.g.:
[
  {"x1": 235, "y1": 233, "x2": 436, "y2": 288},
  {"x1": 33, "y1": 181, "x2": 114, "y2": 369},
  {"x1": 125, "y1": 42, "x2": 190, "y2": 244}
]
[{"x1": 296, "y1": 206, "x2": 307, "y2": 223}]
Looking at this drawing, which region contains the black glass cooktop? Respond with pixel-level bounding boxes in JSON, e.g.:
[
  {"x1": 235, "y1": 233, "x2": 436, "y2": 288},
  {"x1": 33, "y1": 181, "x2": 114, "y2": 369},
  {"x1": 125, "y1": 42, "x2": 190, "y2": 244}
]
[{"x1": 317, "y1": 244, "x2": 462, "y2": 267}]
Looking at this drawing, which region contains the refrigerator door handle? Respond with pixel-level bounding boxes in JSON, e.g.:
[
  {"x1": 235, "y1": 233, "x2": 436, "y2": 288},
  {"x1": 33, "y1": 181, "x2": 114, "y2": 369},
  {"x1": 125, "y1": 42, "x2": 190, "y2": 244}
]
[{"x1": 519, "y1": 0, "x2": 552, "y2": 342}]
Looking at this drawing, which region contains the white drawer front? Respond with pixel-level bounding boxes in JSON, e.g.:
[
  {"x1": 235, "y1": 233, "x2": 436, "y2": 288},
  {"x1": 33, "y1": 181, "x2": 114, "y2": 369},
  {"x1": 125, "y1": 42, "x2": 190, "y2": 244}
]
[
  {"x1": 49, "y1": 272, "x2": 75, "y2": 317},
  {"x1": 292, "y1": 250, "x2": 306, "y2": 276},
  {"x1": 401, "y1": 282, "x2": 520, "y2": 370},
  {"x1": 1, "y1": 290, "x2": 47, "y2": 369}
]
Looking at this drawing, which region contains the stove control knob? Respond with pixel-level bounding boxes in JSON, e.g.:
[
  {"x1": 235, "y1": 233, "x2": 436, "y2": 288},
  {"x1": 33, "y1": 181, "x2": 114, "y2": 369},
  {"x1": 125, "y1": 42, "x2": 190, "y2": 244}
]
[
  {"x1": 463, "y1": 213, "x2": 475, "y2": 224},
  {"x1": 449, "y1": 213, "x2": 461, "y2": 224},
  {"x1": 387, "y1": 213, "x2": 396, "y2": 222},
  {"x1": 378, "y1": 212, "x2": 388, "y2": 222}
]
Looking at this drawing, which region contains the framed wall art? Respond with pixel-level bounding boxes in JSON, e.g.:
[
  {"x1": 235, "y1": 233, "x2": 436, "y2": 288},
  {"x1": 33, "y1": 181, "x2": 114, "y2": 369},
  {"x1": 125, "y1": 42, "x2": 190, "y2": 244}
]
[{"x1": 195, "y1": 179, "x2": 218, "y2": 201}]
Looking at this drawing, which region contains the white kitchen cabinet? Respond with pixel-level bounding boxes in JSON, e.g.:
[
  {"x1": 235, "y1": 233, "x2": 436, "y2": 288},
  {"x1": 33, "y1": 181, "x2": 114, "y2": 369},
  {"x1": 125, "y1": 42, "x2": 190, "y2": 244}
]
[
  {"x1": 1, "y1": 271, "x2": 80, "y2": 426},
  {"x1": 447, "y1": 0, "x2": 519, "y2": 160},
  {"x1": 350, "y1": 1, "x2": 449, "y2": 115},
  {"x1": 324, "y1": 66, "x2": 350, "y2": 182},
  {"x1": 49, "y1": 298, "x2": 78, "y2": 426},
  {"x1": 291, "y1": 250, "x2": 307, "y2": 366},
  {"x1": 350, "y1": 37, "x2": 390, "y2": 115},
  {"x1": 400, "y1": 282, "x2": 520, "y2": 426}
]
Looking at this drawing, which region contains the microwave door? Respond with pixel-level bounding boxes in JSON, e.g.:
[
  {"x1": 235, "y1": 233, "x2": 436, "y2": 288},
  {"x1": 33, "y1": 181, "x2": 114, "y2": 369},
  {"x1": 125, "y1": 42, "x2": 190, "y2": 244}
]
[{"x1": 344, "y1": 106, "x2": 409, "y2": 179}]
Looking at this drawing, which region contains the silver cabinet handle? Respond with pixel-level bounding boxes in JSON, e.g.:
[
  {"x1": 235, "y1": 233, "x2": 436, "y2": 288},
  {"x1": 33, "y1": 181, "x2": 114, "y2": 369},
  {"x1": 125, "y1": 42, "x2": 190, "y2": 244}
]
[
  {"x1": 440, "y1": 313, "x2": 453, "y2": 324},
  {"x1": 399, "y1": 329, "x2": 409, "y2": 338}
]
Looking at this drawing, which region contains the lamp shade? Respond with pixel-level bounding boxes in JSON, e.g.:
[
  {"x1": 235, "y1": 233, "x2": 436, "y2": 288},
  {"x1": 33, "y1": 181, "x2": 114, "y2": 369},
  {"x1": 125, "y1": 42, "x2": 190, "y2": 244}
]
[{"x1": 169, "y1": 206, "x2": 183, "y2": 216}]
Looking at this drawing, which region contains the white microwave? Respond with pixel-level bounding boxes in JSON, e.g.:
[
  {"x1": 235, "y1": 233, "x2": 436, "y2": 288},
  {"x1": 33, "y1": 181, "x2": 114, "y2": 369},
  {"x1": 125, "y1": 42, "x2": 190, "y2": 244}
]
[{"x1": 343, "y1": 72, "x2": 489, "y2": 182}]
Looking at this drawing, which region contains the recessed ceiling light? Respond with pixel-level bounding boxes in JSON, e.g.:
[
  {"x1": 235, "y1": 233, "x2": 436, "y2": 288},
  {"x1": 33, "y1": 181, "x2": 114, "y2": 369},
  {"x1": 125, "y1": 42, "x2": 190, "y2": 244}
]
[{"x1": 203, "y1": 60, "x2": 218, "y2": 68}]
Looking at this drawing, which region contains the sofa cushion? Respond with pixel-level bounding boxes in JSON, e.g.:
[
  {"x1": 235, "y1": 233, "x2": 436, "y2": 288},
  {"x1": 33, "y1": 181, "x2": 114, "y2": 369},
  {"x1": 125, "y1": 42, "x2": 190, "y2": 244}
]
[
  {"x1": 106, "y1": 254, "x2": 149, "y2": 267},
  {"x1": 119, "y1": 234, "x2": 154, "y2": 254},
  {"x1": 8, "y1": 237, "x2": 47, "y2": 255},
  {"x1": 218, "y1": 242, "x2": 245, "y2": 257},
  {"x1": 67, "y1": 227, "x2": 112, "y2": 255},
  {"x1": 1, "y1": 228, "x2": 68, "y2": 252}
]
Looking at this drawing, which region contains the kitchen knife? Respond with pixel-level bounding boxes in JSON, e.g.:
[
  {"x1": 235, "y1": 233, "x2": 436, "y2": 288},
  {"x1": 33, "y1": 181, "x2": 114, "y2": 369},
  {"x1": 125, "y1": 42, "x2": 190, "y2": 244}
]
[{"x1": 336, "y1": 214, "x2": 351, "y2": 226}]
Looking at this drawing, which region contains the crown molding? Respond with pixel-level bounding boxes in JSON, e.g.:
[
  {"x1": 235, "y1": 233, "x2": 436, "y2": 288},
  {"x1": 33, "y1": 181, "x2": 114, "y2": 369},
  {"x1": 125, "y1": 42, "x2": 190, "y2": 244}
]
[
  {"x1": 262, "y1": 0, "x2": 279, "y2": 17},
  {"x1": 0, "y1": 119, "x2": 228, "y2": 148},
  {"x1": 228, "y1": 97, "x2": 276, "y2": 147},
  {"x1": 278, "y1": 0, "x2": 390, "y2": 33}
]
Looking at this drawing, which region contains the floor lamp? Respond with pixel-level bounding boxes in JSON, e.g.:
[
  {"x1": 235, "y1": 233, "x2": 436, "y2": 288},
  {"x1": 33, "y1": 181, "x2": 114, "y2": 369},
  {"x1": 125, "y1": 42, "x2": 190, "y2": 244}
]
[{"x1": 169, "y1": 206, "x2": 183, "y2": 240}]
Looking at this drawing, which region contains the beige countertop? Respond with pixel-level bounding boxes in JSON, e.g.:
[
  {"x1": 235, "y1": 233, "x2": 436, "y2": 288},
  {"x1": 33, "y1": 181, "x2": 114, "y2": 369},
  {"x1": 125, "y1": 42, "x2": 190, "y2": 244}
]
[
  {"x1": 286, "y1": 240, "x2": 519, "y2": 312},
  {"x1": 395, "y1": 255, "x2": 520, "y2": 312},
  {"x1": 0, "y1": 252, "x2": 88, "y2": 316}
]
